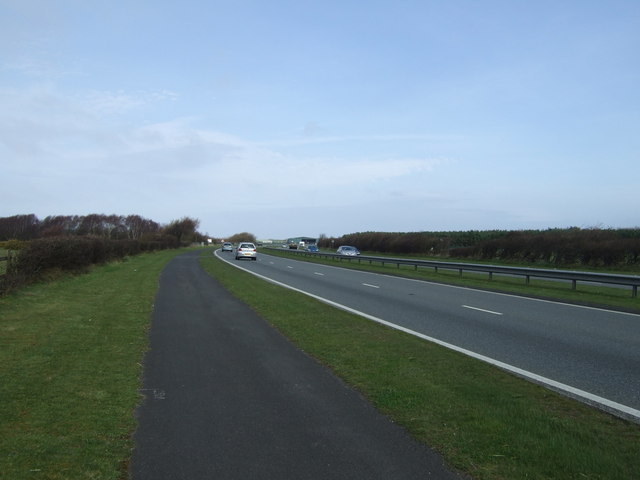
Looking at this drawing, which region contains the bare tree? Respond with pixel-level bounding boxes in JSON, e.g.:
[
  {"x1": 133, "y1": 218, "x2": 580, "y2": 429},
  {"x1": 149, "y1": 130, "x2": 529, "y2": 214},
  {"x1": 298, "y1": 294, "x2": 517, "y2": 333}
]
[{"x1": 0, "y1": 214, "x2": 39, "y2": 240}]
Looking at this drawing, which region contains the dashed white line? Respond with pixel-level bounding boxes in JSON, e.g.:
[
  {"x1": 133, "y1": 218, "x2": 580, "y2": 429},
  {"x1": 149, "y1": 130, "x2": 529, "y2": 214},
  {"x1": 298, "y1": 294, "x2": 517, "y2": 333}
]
[
  {"x1": 463, "y1": 305, "x2": 503, "y2": 316},
  {"x1": 362, "y1": 283, "x2": 380, "y2": 289},
  {"x1": 215, "y1": 250, "x2": 640, "y2": 423},
  {"x1": 314, "y1": 272, "x2": 325, "y2": 276}
]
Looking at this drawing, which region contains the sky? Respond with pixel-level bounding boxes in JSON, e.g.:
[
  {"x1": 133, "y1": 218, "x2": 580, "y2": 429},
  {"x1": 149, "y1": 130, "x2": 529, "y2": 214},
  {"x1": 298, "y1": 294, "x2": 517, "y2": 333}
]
[{"x1": 1, "y1": 0, "x2": 639, "y2": 240}]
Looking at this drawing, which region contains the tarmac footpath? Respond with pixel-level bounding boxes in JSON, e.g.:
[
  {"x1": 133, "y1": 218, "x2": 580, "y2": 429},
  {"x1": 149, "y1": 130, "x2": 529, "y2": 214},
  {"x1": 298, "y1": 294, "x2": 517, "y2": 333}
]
[{"x1": 129, "y1": 250, "x2": 467, "y2": 479}]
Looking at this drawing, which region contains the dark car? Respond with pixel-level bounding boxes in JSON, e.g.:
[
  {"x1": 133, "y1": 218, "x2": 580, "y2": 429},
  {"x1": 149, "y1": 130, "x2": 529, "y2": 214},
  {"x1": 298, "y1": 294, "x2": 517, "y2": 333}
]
[{"x1": 306, "y1": 245, "x2": 319, "y2": 253}]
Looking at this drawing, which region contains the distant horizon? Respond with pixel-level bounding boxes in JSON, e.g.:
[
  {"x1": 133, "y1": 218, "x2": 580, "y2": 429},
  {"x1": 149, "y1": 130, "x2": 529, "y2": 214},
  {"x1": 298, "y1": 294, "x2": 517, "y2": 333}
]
[
  {"x1": 252, "y1": 224, "x2": 640, "y2": 242},
  {"x1": 2, "y1": 212, "x2": 639, "y2": 242}
]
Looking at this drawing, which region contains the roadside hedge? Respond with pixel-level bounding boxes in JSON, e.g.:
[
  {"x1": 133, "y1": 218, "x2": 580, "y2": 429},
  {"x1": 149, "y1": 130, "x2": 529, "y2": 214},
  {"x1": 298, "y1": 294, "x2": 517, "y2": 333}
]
[
  {"x1": 0, "y1": 234, "x2": 180, "y2": 295},
  {"x1": 324, "y1": 228, "x2": 640, "y2": 268}
]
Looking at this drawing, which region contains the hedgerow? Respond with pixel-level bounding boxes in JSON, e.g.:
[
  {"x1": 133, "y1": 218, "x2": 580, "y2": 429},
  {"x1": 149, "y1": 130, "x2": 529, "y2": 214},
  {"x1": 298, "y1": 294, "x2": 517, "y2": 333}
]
[
  {"x1": 322, "y1": 228, "x2": 640, "y2": 268},
  {"x1": 0, "y1": 234, "x2": 180, "y2": 295}
]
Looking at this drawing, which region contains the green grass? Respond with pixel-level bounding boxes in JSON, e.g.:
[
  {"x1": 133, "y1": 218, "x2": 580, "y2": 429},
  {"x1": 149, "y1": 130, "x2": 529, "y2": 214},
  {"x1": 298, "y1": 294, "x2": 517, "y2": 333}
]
[
  {"x1": 200, "y1": 251, "x2": 640, "y2": 480},
  {"x1": 2, "y1": 247, "x2": 638, "y2": 479},
  {"x1": 0, "y1": 249, "x2": 183, "y2": 480},
  {"x1": 262, "y1": 248, "x2": 640, "y2": 312}
]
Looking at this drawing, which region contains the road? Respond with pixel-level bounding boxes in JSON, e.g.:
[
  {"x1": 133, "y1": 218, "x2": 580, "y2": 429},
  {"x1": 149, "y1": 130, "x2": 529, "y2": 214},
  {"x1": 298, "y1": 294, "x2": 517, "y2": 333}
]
[
  {"x1": 130, "y1": 250, "x2": 466, "y2": 479},
  {"x1": 218, "y1": 250, "x2": 640, "y2": 420}
]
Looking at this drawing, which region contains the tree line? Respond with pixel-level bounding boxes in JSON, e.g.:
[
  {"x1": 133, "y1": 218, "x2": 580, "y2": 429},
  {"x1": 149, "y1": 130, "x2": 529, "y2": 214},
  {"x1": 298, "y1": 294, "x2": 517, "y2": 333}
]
[
  {"x1": 0, "y1": 214, "x2": 199, "y2": 241},
  {"x1": 319, "y1": 227, "x2": 640, "y2": 268}
]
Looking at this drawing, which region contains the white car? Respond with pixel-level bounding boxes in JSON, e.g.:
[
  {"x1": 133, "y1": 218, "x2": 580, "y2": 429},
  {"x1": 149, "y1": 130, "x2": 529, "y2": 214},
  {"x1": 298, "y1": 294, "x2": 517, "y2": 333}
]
[
  {"x1": 235, "y1": 242, "x2": 257, "y2": 260},
  {"x1": 336, "y1": 245, "x2": 360, "y2": 256}
]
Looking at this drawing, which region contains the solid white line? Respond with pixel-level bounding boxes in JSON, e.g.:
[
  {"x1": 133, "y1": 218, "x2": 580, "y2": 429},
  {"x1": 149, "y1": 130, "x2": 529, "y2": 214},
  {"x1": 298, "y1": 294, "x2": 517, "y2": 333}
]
[
  {"x1": 463, "y1": 305, "x2": 503, "y2": 316},
  {"x1": 215, "y1": 251, "x2": 640, "y2": 423},
  {"x1": 362, "y1": 283, "x2": 380, "y2": 289}
]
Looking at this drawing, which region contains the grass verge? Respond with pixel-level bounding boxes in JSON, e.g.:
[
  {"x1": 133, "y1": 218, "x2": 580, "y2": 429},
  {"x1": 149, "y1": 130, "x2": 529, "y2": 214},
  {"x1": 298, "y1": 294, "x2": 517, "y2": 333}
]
[
  {"x1": 261, "y1": 248, "x2": 640, "y2": 313},
  {"x1": 200, "y1": 251, "x2": 640, "y2": 480},
  {"x1": 0, "y1": 249, "x2": 183, "y2": 480}
]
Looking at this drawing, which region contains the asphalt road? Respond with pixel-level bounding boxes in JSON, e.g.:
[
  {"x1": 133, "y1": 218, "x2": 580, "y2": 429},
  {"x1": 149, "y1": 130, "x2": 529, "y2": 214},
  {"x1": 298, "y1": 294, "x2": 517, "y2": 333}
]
[
  {"x1": 130, "y1": 250, "x2": 466, "y2": 480},
  {"x1": 222, "y1": 251, "x2": 640, "y2": 417}
]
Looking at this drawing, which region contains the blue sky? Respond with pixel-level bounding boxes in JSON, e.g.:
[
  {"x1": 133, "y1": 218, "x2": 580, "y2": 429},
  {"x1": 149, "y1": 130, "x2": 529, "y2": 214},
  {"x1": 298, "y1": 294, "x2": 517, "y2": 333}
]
[{"x1": 1, "y1": 0, "x2": 638, "y2": 239}]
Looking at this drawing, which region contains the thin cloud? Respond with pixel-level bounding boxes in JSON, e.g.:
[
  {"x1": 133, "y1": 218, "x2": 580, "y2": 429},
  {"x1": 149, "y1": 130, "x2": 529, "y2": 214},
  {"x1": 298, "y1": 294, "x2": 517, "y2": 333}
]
[
  {"x1": 79, "y1": 89, "x2": 180, "y2": 117},
  {"x1": 2, "y1": 1, "x2": 638, "y2": 237},
  {"x1": 258, "y1": 133, "x2": 465, "y2": 147}
]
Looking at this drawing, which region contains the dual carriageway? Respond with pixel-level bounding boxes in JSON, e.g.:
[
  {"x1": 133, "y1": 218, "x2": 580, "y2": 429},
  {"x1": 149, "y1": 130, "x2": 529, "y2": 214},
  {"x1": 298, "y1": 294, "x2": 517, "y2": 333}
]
[{"x1": 217, "y1": 248, "x2": 640, "y2": 422}]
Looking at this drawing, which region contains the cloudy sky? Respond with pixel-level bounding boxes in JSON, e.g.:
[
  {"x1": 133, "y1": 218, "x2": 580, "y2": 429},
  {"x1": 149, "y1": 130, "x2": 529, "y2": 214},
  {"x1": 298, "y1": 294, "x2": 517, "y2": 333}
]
[{"x1": 1, "y1": 1, "x2": 638, "y2": 239}]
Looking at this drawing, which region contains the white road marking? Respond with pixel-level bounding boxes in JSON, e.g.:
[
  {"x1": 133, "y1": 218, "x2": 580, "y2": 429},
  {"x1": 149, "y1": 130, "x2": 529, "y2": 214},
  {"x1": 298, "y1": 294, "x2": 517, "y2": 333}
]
[
  {"x1": 287, "y1": 265, "x2": 293, "y2": 269},
  {"x1": 463, "y1": 305, "x2": 503, "y2": 316},
  {"x1": 314, "y1": 272, "x2": 325, "y2": 276},
  {"x1": 215, "y1": 250, "x2": 640, "y2": 423},
  {"x1": 362, "y1": 283, "x2": 380, "y2": 289},
  {"x1": 294, "y1": 256, "x2": 640, "y2": 318}
]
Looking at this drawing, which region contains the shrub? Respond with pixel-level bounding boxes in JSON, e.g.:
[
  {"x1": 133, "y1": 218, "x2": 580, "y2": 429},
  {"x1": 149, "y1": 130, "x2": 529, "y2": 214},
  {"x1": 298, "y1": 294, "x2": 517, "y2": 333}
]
[
  {"x1": 1, "y1": 236, "x2": 176, "y2": 295},
  {"x1": 12, "y1": 237, "x2": 95, "y2": 276}
]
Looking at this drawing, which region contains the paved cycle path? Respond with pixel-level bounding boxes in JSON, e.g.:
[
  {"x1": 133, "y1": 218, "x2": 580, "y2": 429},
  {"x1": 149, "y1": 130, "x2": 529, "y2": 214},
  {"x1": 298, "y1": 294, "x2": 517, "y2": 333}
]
[{"x1": 130, "y1": 251, "x2": 466, "y2": 479}]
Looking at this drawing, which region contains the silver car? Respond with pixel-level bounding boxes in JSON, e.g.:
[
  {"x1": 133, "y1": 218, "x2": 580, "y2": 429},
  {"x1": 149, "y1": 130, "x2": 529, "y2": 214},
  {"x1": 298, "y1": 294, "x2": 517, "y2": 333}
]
[
  {"x1": 221, "y1": 242, "x2": 233, "y2": 252},
  {"x1": 336, "y1": 245, "x2": 360, "y2": 256},
  {"x1": 236, "y1": 242, "x2": 257, "y2": 260}
]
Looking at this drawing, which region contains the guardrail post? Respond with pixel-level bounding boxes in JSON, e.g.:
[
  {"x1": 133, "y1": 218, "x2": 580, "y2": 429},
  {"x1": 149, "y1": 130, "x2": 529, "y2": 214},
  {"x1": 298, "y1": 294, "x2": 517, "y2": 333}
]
[
  {"x1": 633, "y1": 285, "x2": 638, "y2": 298},
  {"x1": 459, "y1": 268, "x2": 463, "y2": 277},
  {"x1": 526, "y1": 275, "x2": 530, "y2": 286},
  {"x1": 489, "y1": 272, "x2": 493, "y2": 281},
  {"x1": 572, "y1": 280, "x2": 577, "y2": 290}
]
